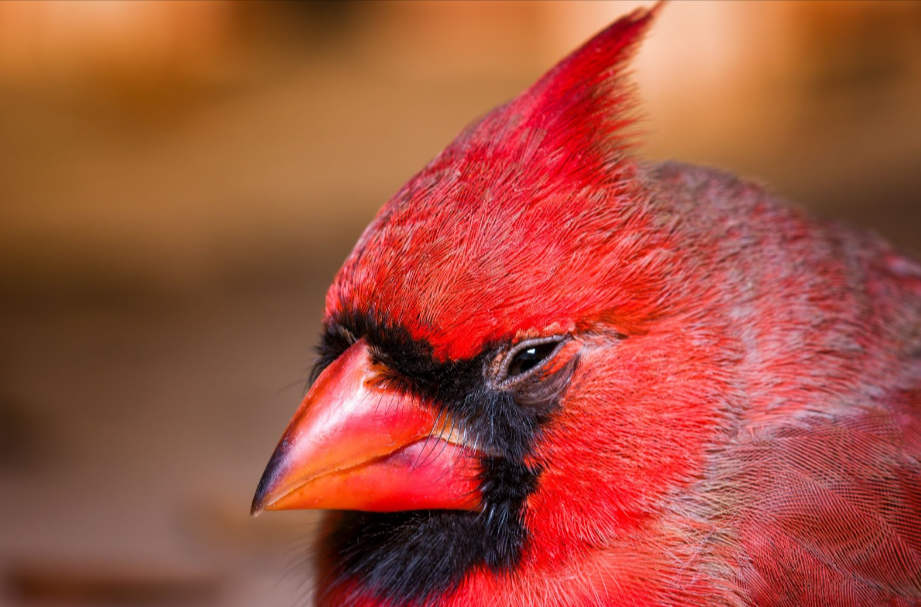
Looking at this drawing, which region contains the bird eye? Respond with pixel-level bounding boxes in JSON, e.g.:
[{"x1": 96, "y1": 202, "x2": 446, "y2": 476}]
[
  {"x1": 501, "y1": 337, "x2": 567, "y2": 383},
  {"x1": 493, "y1": 336, "x2": 576, "y2": 408},
  {"x1": 507, "y1": 342, "x2": 559, "y2": 378}
]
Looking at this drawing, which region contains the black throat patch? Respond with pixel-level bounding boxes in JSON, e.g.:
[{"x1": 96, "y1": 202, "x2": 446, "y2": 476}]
[{"x1": 311, "y1": 310, "x2": 550, "y2": 606}]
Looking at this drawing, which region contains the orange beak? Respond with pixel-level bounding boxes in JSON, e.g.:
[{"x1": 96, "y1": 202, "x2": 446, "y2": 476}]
[{"x1": 251, "y1": 337, "x2": 482, "y2": 515}]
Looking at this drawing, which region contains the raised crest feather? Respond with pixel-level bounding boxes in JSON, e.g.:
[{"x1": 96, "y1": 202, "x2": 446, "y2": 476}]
[
  {"x1": 447, "y1": 1, "x2": 663, "y2": 180},
  {"x1": 513, "y1": 2, "x2": 662, "y2": 163},
  {"x1": 325, "y1": 4, "x2": 668, "y2": 361}
]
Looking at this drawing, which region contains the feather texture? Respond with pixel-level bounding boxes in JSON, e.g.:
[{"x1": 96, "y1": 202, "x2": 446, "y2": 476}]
[{"x1": 284, "y1": 4, "x2": 921, "y2": 605}]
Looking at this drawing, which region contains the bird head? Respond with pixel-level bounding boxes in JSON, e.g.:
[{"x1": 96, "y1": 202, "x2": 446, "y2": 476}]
[{"x1": 252, "y1": 4, "x2": 737, "y2": 605}]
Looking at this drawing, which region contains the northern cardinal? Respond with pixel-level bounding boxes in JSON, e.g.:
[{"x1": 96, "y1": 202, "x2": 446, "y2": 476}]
[{"x1": 251, "y1": 4, "x2": 921, "y2": 606}]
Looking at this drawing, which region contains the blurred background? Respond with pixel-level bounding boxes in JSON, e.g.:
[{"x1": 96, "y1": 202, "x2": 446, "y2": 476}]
[{"x1": 0, "y1": 1, "x2": 919, "y2": 605}]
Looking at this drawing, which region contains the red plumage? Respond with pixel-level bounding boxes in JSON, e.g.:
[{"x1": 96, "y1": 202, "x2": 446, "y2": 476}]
[
  {"x1": 254, "y1": 4, "x2": 921, "y2": 606},
  {"x1": 324, "y1": 5, "x2": 660, "y2": 362}
]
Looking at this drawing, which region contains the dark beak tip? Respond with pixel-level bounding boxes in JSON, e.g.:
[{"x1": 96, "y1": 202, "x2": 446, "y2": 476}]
[
  {"x1": 250, "y1": 490, "x2": 266, "y2": 517},
  {"x1": 250, "y1": 461, "x2": 278, "y2": 517},
  {"x1": 251, "y1": 441, "x2": 291, "y2": 517}
]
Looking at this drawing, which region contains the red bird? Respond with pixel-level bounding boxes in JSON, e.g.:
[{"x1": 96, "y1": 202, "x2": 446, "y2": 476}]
[{"x1": 252, "y1": 5, "x2": 921, "y2": 606}]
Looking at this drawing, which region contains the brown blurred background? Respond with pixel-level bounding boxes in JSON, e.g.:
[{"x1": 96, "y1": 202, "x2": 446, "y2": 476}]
[{"x1": 0, "y1": 1, "x2": 919, "y2": 605}]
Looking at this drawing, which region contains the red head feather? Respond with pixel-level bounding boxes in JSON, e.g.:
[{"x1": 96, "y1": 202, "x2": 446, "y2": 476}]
[{"x1": 325, "y1": 5, "x2": 666, "y2": 362}]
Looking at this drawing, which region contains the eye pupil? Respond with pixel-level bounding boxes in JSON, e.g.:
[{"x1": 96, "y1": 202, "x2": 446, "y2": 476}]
[
  {"x1": 507, "y1": 342, "x2": 559, "y2": 378},
  {"x1": 518, "y1": 348, "x2": 539, "y2": 372}
]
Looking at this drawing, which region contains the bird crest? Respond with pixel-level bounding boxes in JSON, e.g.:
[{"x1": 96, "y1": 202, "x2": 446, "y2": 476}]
[{"x1": 326, "y1": 4, "x2": 665, "y2": 360}]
